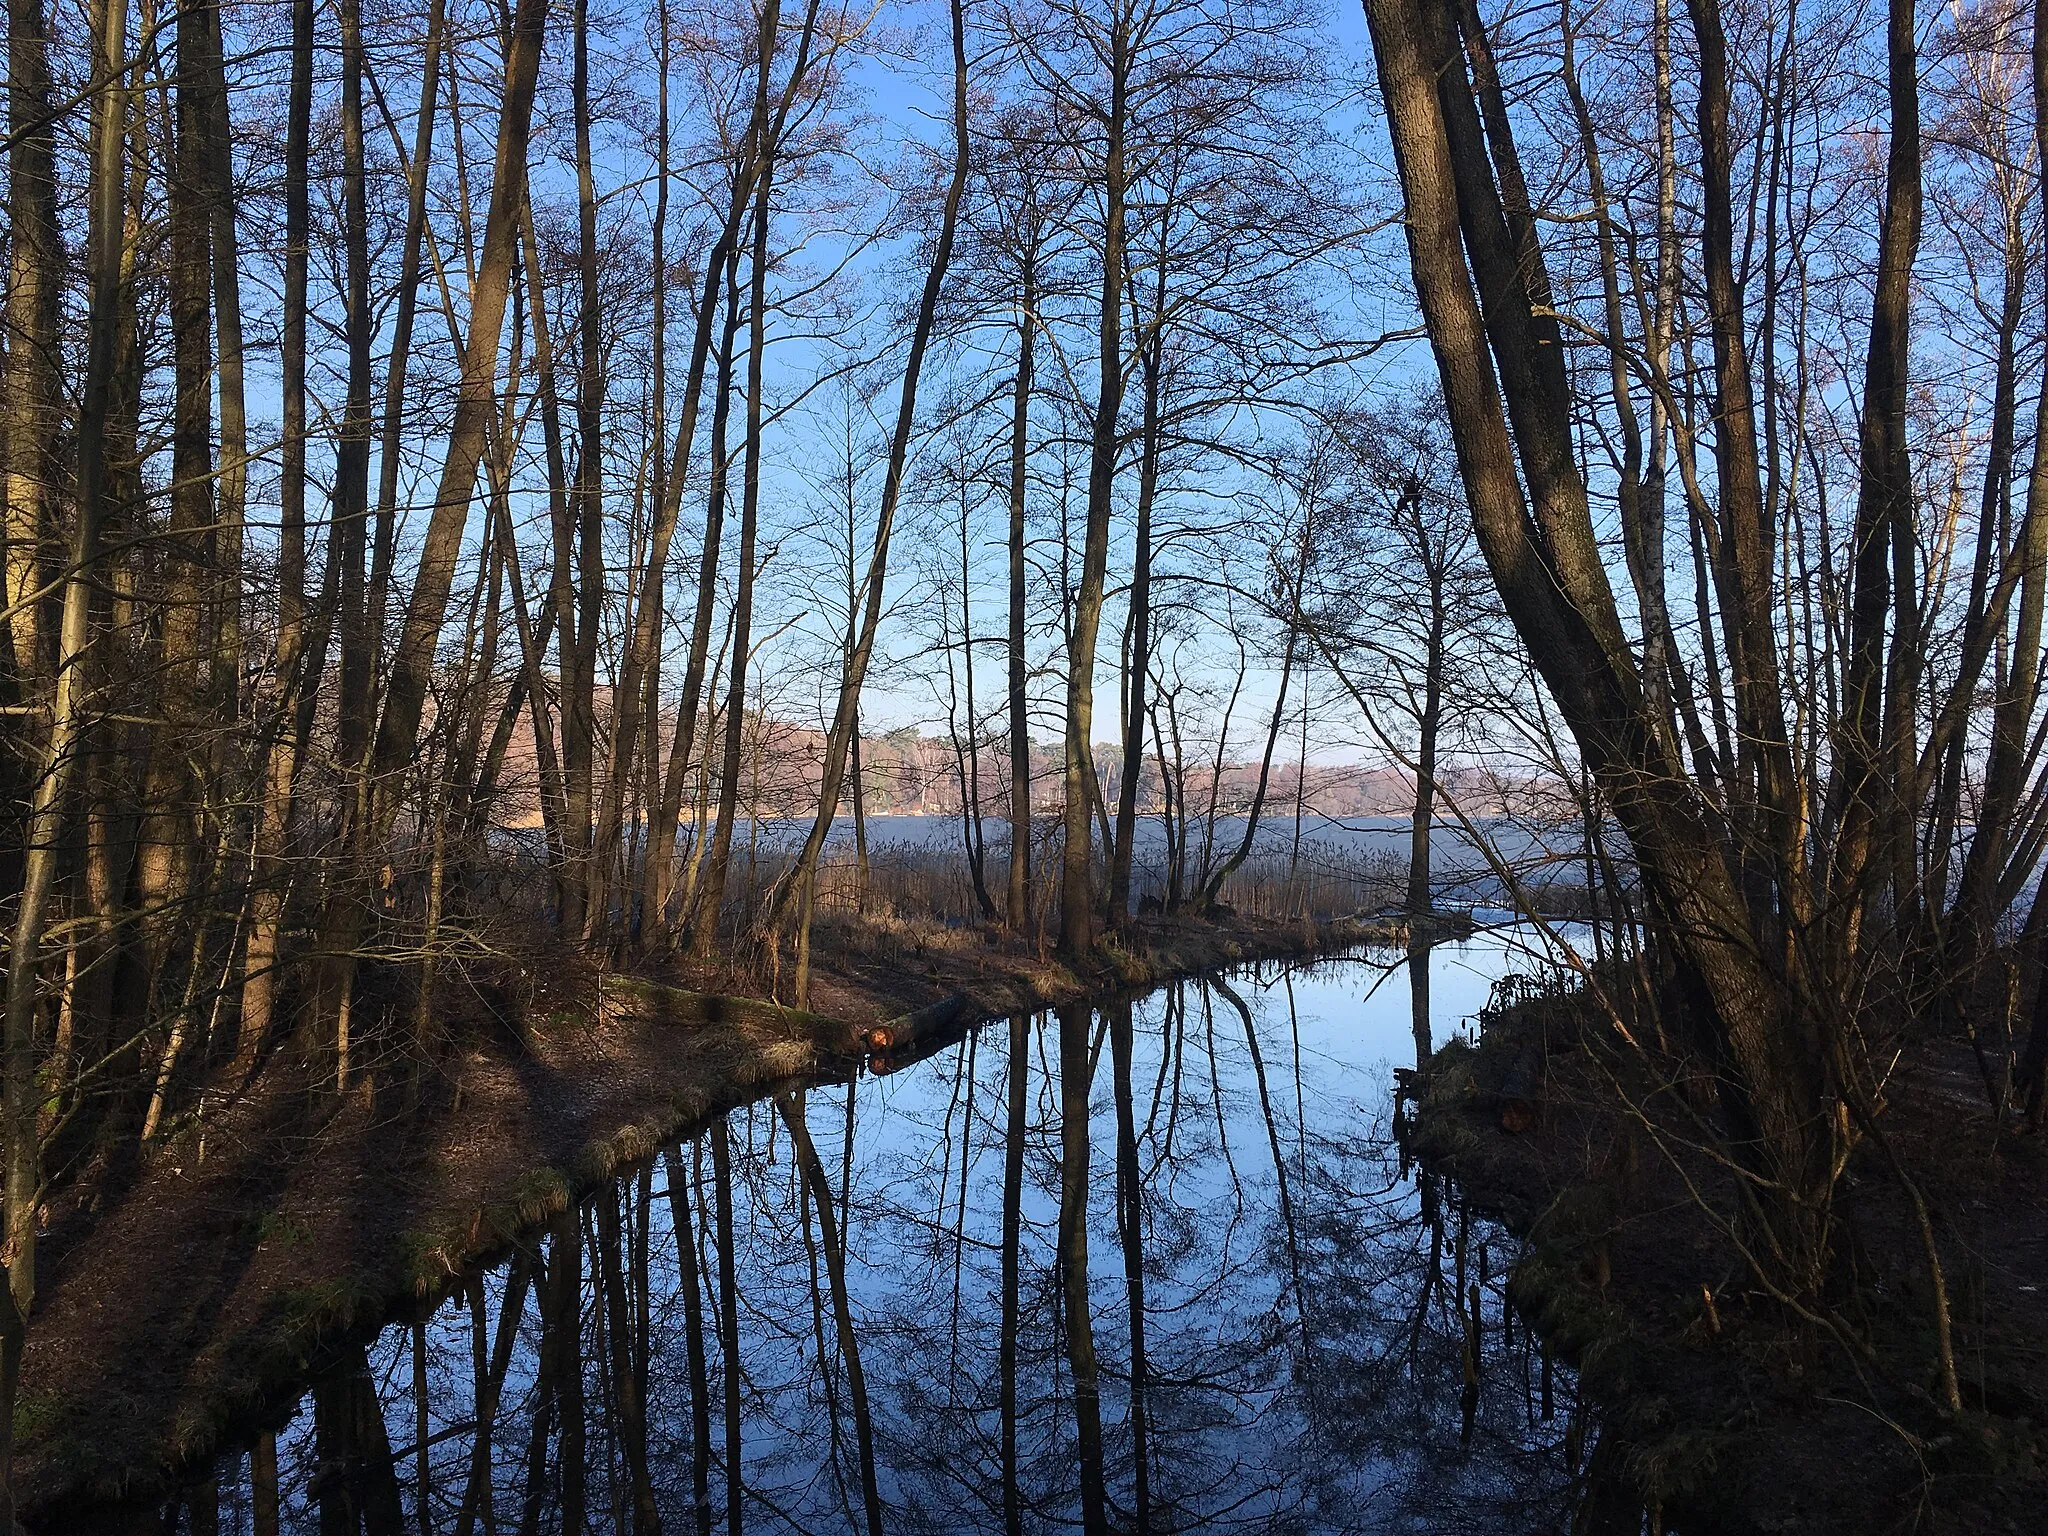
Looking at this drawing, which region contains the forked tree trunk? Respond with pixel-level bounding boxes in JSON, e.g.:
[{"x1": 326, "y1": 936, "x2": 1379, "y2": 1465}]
[
  {"x1": 1358, "y1": 0, "x2": 1843, "y2": 1295},
  {"x1": 314, "y1": 0, "x2": 552, "y2": 1048}
]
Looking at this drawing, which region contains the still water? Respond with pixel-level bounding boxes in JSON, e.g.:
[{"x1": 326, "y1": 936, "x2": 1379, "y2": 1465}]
[{"x1": 176, "y1": 930, "x2": 1590, "y2": 1534}]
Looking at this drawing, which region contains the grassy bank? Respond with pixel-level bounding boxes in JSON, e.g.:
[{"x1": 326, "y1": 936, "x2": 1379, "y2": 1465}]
[
  {"x1": 14, "y1": 909, "x2": 1395, "y2": 1529},
  {"x1": 1405, "y1": 989, "x2": 2048, "y2": 1535}
]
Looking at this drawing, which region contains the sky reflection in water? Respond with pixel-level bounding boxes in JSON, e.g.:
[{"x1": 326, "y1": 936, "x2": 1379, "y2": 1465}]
[{"x1": 193, "y1": 929, "x2": 1587, "y2": 1534}]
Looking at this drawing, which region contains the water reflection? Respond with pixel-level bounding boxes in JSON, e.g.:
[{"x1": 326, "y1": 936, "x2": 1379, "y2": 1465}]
[{"x1": 170, "y1": 935, "x2": 1596, "y2": 1535}]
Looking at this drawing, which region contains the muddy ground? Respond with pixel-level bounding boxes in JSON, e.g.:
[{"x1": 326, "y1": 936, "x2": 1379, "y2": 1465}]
[{"x1": 1409, "y1": 995, "x2": 2048, "y2": 1536}]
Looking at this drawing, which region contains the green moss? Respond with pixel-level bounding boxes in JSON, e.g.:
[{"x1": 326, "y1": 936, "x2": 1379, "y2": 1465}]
[
  {"x1": 253, "y1": 1209, "x2": 311, "y2": 1248},
  {"x1": 12, "y1": 1389, "x2": 60, "y2": 1443}
]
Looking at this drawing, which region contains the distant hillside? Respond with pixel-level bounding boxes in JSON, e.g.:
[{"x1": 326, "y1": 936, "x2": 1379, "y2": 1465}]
[{"x1": 476, "y1": 685, "x2": 1526, "y2": 828}]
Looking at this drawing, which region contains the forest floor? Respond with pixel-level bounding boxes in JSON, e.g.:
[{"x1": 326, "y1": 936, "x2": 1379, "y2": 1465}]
[
  {"x1": 1408, "y1": 993, "x2": 2048, "y2": 1536},
  {"x1": 11, "y1": 907, "x2": 1390, "y2": 1530}
]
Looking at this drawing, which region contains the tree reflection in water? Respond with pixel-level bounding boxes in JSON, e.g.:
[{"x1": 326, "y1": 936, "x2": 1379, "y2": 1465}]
[{"x1": 180, "y1": 936, "x2": 1597, "y2": 1535}]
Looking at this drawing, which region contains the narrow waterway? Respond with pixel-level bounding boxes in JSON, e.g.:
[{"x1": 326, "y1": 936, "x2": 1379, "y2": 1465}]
[{"x1": 163, "y1": 929, "x2": 1590, "y2": 1534}]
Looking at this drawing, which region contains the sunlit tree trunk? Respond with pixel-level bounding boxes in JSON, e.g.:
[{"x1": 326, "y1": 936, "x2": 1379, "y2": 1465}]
[
  {"x1": 2, "y1": 0, "x2": 62, "y2": 689},
  {"x1": 1, "y1": 0, "x2": 128, "y2": 1503},
  {"x1": 134, "y1": 0, "x2": 220, "y2": 987}
]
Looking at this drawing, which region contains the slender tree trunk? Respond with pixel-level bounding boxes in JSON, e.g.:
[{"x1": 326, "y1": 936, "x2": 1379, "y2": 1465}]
[
  {"x1": 521, "y1": 188, "x2": 590, "y2": 931},
  {"x1": 1006, "y1": 278, "x2": 1036, "y2": 930},
  {"x1": 1204, "y1": 522, "x2": 1315, "y2": 913},
  {"x1": 369, "y1": 0, "x2": 449, "y2": 662},
  {"x1": 236, "y1": 0, "x2": 315, "y2": 1075},
  {"x1": 647, "y1": 239, "x2": 743, "y2": 947},
  {"x1": 762, "y1": 0, "x2": 970, "y2": 1005},
  {"x1": 1061, "y1": 12, "x2": 1129, "y2": 955},
  {"x1": 571, "y1": 0, "x2": 610, "y2": 938},
  {"x1": 198, "y1": 0, "x2": 244, "y2": 707},
  {"x1": 958, "y1": 478, "x2": 997, "y2": 920},
  {"x1": 1408, "y1": 539, "x2": 1444, "y2": 918},
  {"x1": 333, "y1": 0, "x2": 376, "y2": 785},
  {"x1": 691, "y1": 135, "x2": 780, "y2": 960},
  {"x1": 1109, "y1": 319, "x2": 1163, "y2": 927}
]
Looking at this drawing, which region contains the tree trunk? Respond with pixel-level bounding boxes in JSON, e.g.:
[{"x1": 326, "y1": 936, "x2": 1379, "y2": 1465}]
[
  {"x1": 1060, "y1": 14, "x2": 1129, "y2": 956},
  {"x1": 0, "y1": 0, "x2": 126, "y2": 1505},
  {"x1": 690, "y1": 125, "x2": 779, "y2": 960},
  {"x1": 369, "y1": 0, "x2": 449, "y2": 669},
  {"x1": 236, "y1": 0, "x2": 316, "y2": 1076},
  {"x1": 760, "y1": 0, "x2": 972, "y2": 1002},
  {"x1": 1006, "y1": 278, "x2": 1036, "y2": 930},
  {"x1": 333, "y1": 0, "x2": 377, "y2": 785},
  {"x1": 571, "y1": 0, "x2": 610, "y2": 938},
  {"x1": 2, "y1": 0, "x2": 63, "y2": 689},
  {"x1": 1109, "y1": 317, "x2": 1163, "y2": 928},
  {"x1": 134, "y1": 0, "x2": 219, "y2": 981},
  {"x1": 1359, "y1": 0, "x2": 1836, "y2": 1293}
]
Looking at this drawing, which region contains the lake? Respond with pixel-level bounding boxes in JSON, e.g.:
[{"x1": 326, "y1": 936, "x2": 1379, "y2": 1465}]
[{"x1": 152, "y1": 928, "x2": 1595, "y2": 1534}]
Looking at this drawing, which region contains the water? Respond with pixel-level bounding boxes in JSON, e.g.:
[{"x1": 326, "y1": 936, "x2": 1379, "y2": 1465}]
[{"x1": 163, "y1": 930, "x2": 1592, "y2": 1534}]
